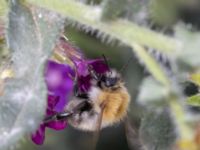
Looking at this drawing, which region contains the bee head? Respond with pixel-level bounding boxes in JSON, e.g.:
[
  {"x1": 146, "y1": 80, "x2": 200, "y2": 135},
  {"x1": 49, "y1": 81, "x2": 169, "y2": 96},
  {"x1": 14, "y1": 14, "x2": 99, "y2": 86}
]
[
  {"x1": 100, "y1": 69, "x2": 122, "y2": 89},
  {"x1": 102, "y1": 76, "x2": 117, "y2": 87}
]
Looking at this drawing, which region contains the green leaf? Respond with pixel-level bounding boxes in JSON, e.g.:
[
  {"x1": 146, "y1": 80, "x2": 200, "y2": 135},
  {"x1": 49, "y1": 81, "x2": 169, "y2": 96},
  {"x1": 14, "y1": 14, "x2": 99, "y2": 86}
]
[
  {"x1": 138, "y1": 77, "x2": 170, "y2": 105},
  {"x1": 0, "y1": 0, "x2": 8, "y2": 61},
  {"x1": 149, "y1": 0, "x2": 179, "y2": 26},
  {"x1": 132, "y1": 44, "x2": 169, "y2": 86},
  {"x1": 124, "y1": 0, "x2": 149, "y2": 24},
  {"x1": 190, "y1": 73, "x2": 200, "y2": 87},
  {"x1": 175, "y1": 24, "x2": 200, "y2": 69},
  {"x1": 187, "y1": 94, "x2": 200, "y2": 107},
  {"x1": 27, "y1": 0, "x2": 180, "y2": 54},
  {"x1": 0, "y1": 0, "x2": 8, "y2": 17},
  {"x1": 169, "y1": 100, "x2": 193, "y2": 140},
  {"x1": 0, "y1": 0, "x2": 64, "y2": 149},
  {"x1": 101, "y1": 0, "x2": 127, "y2": 21},
  {"x1": 139, "y1": 109, "x2": 176, "y2": 150}
]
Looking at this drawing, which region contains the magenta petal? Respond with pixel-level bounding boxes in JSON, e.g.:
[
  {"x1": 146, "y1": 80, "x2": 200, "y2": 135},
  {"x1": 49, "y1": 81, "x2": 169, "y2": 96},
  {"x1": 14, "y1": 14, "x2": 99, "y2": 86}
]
[
  {"x1": 47, "y1": 95, "x2": 59, "y2": 110},
  {"x1": 88, "y1": 59, "x2": 109, "y2": 73},
  {"x1": 75, "y1": 59, "x2": 109, "y2": 92},
  {"x1": 45, "y1": 60, "x2": 74, "y2": 112},
  {"x1": 46, "y1": 120, "x2": 67, "y2": 130},
  {"x1": 45, "y1": 60, "x2": 74, "y2": 93},
  {"x1": 75, "y1": 60, "x2": 89, "y2": 76},
  {"x1": 31, "y1": 60, "x2": 75, "y2": 145},
  {"x1": 78, "y1": 75, "x2": 91, "y2": 92},
  {"x1": 46, "y1": 106, "x2": 56, "y2": 116},
  {"x1": 75, "y1": 59, "x2": 109, "y2": 77},
  {"x1": 31, "y1": 124, "x2": 46, "y2": 145},
  {"x1": 54, "y1": 91, "x2": 70, "y2": 112}
]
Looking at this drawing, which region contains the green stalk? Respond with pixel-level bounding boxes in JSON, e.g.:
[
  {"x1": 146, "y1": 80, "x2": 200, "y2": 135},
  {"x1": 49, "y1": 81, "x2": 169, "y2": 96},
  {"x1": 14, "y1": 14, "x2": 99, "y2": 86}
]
[
  {"x1": 27, "y1": 0, "x2": 175, "y2": 85},
  {"x1": 27, "y1": 0, "x2": 180, "y2": 54}
]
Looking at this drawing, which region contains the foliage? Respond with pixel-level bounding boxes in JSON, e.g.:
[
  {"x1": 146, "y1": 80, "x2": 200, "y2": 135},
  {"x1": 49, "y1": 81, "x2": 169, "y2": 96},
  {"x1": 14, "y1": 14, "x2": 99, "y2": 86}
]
[
  {"x1": 0, "y1": 0, "x2": 200, "y2": 150},
  {"x1": 0, "y1": 0, "x2": 64, "y2": 149}
]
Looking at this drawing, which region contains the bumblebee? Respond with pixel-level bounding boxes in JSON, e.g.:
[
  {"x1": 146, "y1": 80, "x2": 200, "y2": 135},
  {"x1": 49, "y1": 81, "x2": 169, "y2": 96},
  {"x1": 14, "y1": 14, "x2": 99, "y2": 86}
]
[{"x1": 45, "y1": 62, "x2": 130, "y2": 132}]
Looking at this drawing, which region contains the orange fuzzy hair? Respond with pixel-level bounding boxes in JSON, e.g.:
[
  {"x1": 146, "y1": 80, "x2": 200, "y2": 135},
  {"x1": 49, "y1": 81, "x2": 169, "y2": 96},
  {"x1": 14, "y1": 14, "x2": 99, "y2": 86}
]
[{"x1": 97, "y1": 87, "x2": 130, "y2": 126}]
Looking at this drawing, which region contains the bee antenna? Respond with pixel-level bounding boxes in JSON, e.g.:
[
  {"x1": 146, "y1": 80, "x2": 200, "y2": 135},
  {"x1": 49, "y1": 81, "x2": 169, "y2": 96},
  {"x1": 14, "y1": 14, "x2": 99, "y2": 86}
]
[
  {"x1": 43, "y1": 111, "x2": 73, "y2": 123},
  {"x1": 102, "y1": 54, "x2": 112, "y2": 75},
  {"x1": 119, "y1": 56, "x2": 133, "y2": 74},
  {"x1": 102, "y1": 54, "x2": 109, "y2": 68}
]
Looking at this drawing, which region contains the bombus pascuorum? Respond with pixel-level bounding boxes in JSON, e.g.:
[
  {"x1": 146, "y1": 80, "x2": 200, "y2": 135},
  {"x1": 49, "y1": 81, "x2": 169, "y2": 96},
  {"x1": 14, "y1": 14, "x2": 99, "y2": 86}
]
[{"x1": 44, "y1": 57, "x2": 131, "y2": 132}]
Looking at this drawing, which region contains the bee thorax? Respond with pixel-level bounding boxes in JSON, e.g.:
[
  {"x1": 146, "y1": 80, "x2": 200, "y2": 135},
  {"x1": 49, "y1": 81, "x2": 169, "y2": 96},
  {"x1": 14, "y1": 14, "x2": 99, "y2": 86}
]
[
  {"x1": 66, "y1": 98, "x2": 100, "y2": 131},
  {"x1": 68, "y1": 109, "x2": 99, "y2": 131}
]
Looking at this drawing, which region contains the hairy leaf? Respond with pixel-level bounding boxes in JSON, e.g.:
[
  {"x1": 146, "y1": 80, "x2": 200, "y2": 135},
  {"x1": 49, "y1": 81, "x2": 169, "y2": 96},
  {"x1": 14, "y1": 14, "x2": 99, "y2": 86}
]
[
  {"x1": 101, "y1": 0, "x2": 127, "y2": 21},
  {"x1": 138, "y1": 77, "x2": 170, "y2": 105},
  {"x1": 190, "y1": 73, "x2": 200, "y2": 87},
  {"x1": 132, "y1": 44, "x2": 169, "y2": 86},
  {"x1": 27, "y1": 0, "x2": 179, "y2": 54},
  {"x1": 0, "y1": 0, "x2": 8, "y2": 63},
  {"x1": 187, "y1": 94, "x2": 200, "y2": 107},
  {"x1": 139, "y1": 109, "x2": 176, "y2": 150},
  {"x1": 0, "y1": 0, "x2": 64, "y2": 149},
  {"x1": 149, "y1": 0, "x2": 179, "y2": 26},
  {"x1": 0, "y1": 0, "x2": 8, "y2": 17},
  {"x1": 175, "y1": 24, "x2": 200, "y2": 69}
]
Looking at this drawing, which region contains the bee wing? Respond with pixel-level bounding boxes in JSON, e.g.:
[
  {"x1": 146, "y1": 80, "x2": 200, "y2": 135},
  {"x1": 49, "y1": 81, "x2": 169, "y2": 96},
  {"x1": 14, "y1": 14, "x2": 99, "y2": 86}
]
[{"x1": 124, "y1": 117, "x2": 145, "y2": 150}]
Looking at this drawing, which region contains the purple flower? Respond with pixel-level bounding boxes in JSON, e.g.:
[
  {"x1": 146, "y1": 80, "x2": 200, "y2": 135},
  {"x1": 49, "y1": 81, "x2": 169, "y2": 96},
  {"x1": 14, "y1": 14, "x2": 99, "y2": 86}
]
[
  {"x1": 31, "y1": 39, "x2": 109, "y2": 145},
  {"x1": 74, "y1": 59, "x2": 109, "y2": 92},
  {"x1": 45, "y1": 60, "x2": 74, "y2": 112},
  {"x1": 31, "y1": 60, "x2": 74, "y2": 145},
  {"x1": 57, "y1": 37, "x2": 109, "y2": 92}
]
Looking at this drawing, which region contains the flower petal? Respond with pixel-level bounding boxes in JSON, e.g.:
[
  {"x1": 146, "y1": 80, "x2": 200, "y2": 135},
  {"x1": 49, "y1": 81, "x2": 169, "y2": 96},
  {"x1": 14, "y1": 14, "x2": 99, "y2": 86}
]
[
  {"x1": 45, "y1": 60, "x2": 74, "y2": 112},
  {"x1": 31, "y1": 124, "x2": 46, "y2": 145},
  {"x1": 75, "y1": 60, "x2": 89, "y2": 76},
  {"x1": 46, "y1": 120, "x2": 67, "y2": 130},
  {"x1": 45, "y1": 60, "x2": 74, "y2": 93},
  {"x1": 75, "y1": 59, "x2": 109, "y2": 92},
  {"x1": 58, "y1": 37, "x2": 84, "y2": 62},
  {"x1": 87, "y1": 59, "x2": 109, "y2": 74},
  {"x1": 78, "y1": 75, "x2": 91, "y2": 92},
  {"x1": 47, "y1": 95, "x2": 59, "y2": 110}
]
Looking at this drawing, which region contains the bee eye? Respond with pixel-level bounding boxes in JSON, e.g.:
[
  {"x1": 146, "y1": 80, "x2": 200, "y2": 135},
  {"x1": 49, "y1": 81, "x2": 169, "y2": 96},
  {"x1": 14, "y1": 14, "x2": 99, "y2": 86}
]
[{"x1": 105, "y1": 78, "x2": 117, "y2": 87}]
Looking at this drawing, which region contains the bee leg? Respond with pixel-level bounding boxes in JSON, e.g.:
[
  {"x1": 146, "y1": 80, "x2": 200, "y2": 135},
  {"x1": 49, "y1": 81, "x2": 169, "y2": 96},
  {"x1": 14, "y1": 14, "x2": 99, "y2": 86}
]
[
  {"x1": 73, "y1": 81, "x2": 79, "y2": 97},
  {"x1": 43, "y1": 101, "x2": 90, "y2": 123},
  {"x1": 43, "y1": 115, "x2": 57, "y2": 123},
  {"x1": 56, "y1": 112, "x2": 73, "y2": 120},
  {"x1": 43, "y1": 111, "x2": 73, "y2": 123}
]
